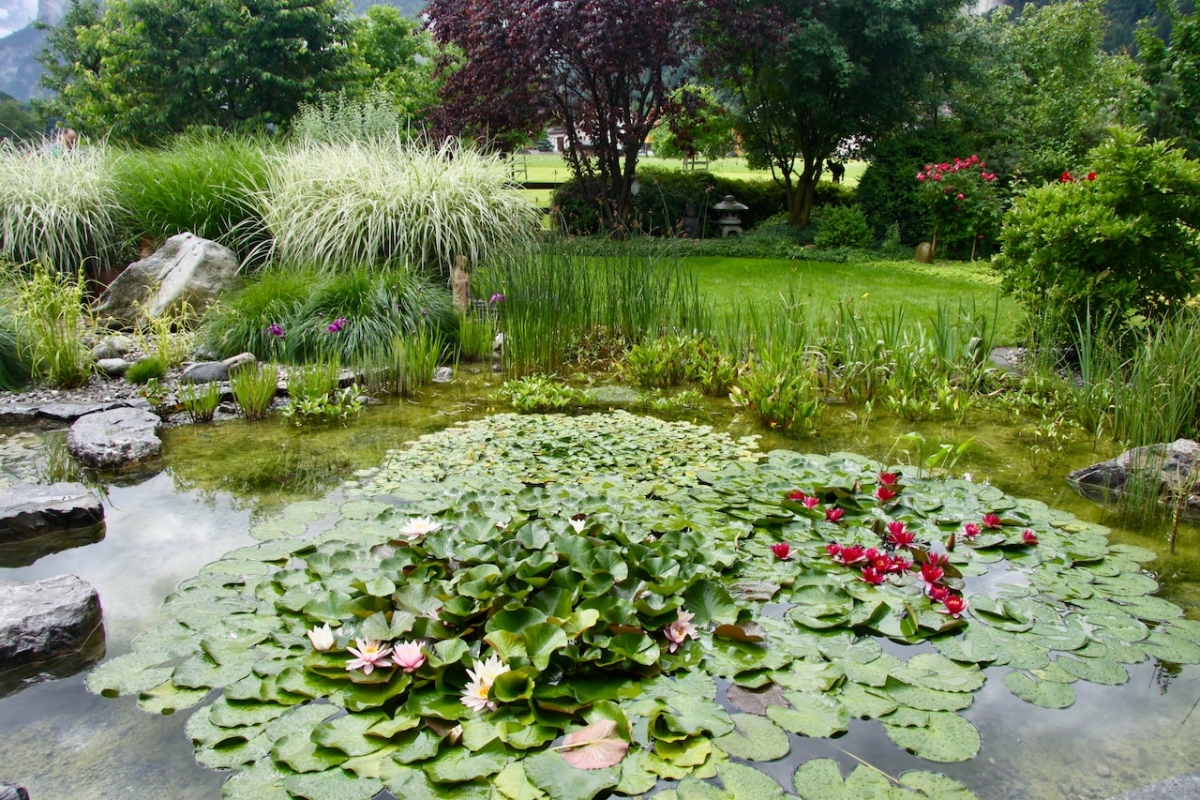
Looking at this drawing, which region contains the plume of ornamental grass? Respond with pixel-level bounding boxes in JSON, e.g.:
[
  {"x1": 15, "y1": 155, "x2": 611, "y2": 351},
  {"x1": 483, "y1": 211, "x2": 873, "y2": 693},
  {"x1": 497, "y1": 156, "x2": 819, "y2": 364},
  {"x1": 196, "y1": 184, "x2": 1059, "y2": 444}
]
[
  {"x1": 253, "y1": 137, "x2": 540, "y2": 273},
  {"x1": 0, "y1": 139, "x2": 125, "y2": 272}
]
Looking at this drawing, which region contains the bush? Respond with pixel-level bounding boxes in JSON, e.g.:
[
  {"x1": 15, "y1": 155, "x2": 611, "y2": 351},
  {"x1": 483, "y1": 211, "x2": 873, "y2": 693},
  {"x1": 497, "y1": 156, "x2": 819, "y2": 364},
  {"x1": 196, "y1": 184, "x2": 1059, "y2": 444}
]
[
  {"x1": 115, "y1": 134, "x2": 269, "y2": 258},
  {"x1": 291, "y1": 90, "x2": 408, "y2": 144},
  {"x1": 125, "y1": 357, "x2": 167, "y2": 385},
  {"x1": 814, "y1": 206, "x2": 875, "y2": 249},
  {"x1": 916, "y1": 155, "x2": 1003, "y2": 260},
  {"x1": 995, "y1": 128, "x2": 1200, "y2": 345},
  {"x1": 9, "y1": 264, "x2": 91, "y2": 388},
  {"x1": 856, "y1": 127, "x2": 982, "y2": 247}
]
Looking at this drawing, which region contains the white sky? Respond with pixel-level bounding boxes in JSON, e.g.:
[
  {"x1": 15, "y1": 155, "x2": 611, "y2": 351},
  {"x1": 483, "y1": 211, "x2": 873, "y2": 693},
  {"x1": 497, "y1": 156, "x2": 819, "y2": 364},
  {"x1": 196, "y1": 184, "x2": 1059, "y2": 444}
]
[{"x1": 0, "y1": 0, "x2": 39, "y2": 39}]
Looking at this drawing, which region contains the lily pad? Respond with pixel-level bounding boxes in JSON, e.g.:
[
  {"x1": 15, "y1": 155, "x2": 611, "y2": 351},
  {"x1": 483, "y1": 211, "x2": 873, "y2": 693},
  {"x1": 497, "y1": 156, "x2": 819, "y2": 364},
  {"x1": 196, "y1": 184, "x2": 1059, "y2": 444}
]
[
  {"x1": 883, "y1": 711, "x2": 981, "y2": 762},
  {"x1": 1003, "y1": 672, "x2": 1075, "y2": 709},
  {"x1": 712, "y1": 714, "x2": 791, "y2": 762}
]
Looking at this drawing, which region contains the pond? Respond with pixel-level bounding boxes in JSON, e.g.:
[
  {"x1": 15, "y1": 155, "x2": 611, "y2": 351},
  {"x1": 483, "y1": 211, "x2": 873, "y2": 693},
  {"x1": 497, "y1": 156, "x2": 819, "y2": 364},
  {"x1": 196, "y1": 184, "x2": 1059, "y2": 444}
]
[{"x1": 1, "y1": 375, "x2": 1198, "y2": 800}]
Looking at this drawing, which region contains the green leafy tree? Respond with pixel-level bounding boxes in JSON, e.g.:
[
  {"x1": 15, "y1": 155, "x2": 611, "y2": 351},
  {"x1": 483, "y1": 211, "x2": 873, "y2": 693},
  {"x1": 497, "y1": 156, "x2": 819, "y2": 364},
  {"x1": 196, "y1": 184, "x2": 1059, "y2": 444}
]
[
  {"x1": 0, "y1": 92, "x2": 43, "y2": 143},
  {"x1": 995, "y1": 127, "x2": 1200, "y2": 343},
  {"x1": 1137, "y1": 4, "x2": 1200, "y2": 158},
  {"x1": 346, "y1": 4, "x2": 439, "y2": 118},
  {"x1": 38, "y1": 0, "x2": 352, "y2": 142},
  {"x1": 705, "y1": 0, "x2": 965, "y2": 226},
  {"x1": 652, "y1": 86, "x2": 737, "y2": 162},
  {"x1": 950, "y1": 1, "x2": 1143, "y2": 183}
]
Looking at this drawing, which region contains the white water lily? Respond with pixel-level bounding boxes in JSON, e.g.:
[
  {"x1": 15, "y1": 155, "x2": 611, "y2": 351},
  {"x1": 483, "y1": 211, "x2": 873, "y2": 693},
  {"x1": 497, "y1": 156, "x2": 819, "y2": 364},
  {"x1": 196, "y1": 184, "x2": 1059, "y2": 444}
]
[
  {"x1": 461, "y1": 653, "x2": 509, "y2": 713},
  {"x1": 568, "y1": 516, "x2": 586, "y2": 533},
  {"x1": 398, "y1": 516, "x2": 442, "y2": 540},
  {"x1": 306, "y1": 623, "x2": 335, "y2": 652}
]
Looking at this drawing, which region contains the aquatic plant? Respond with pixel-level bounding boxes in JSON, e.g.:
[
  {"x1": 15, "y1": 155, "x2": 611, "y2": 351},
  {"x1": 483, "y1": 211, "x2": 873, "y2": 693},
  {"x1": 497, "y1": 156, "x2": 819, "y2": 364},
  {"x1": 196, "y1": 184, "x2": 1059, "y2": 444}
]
[
  {"x1": 178, "y1": 381, "x2": 221, "y2": 424},
  {"x1": 499, "y1": 375, "x2": 588, "y2": 412},
  {"x1": 89, "y1": 412, "x2": 1200, "y2": 799},
  {"x1": 8, "y1": 264, "x2": 92, "y2": 389},
  {"x1": 230, "y1": 362, "x2": 278, "y2": 421}
]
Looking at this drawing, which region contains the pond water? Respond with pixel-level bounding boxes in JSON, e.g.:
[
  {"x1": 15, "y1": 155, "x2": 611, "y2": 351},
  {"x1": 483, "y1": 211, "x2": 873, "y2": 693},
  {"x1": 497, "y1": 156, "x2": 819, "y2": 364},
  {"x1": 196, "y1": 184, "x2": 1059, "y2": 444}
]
[{"x1": 1, "y1": 375, "x2": 1198, "y2": 800}]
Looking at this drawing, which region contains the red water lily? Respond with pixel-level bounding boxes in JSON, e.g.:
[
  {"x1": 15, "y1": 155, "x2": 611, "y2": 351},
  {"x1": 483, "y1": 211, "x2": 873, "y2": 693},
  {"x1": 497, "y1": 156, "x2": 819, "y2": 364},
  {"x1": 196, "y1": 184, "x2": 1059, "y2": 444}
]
[
  {"x1": 860, "y1": 566, "x2": 887, "y2": 585},
  {"x1": 879, "y1": 472, "x2": 899, "y2": 486},
  {"x1": 962, "y1": 523, "x2": 980, "y2": 539},
  {"x1": 886, "y1": 555, "x2": 912, "y2": 573},
  {"x1": 939, "y1": 594, "x2": 969, "y2": 618},
  {"x1": 925, "y1": 552, "x2": 950, "y2": 567},
  {"x1": 887, "y1": 522, "x2": 916, "y2": 548},
  {"x1": 1023, "y1": 529, "x2": 1039, "y2": 546},
  {"x1": 771, "y1": 542, "x2": 792, "y2": 560},
  {"x1": 826, "y1": 542, "x2": 842, "y2": 559},
  {"x1": 927, "y1": 583, "x2": 951, "y2": 603},
  {"x1": 787, "y1": 490, "x2": 806, "y2": 501},
  {"x1": 919, "y1": 562, "x2": 944, "y2": 587},
  {"x1": 831, "y1": 543, "x2": 868, "y2": 565},
  {"x1": 803, "y1": 496, "x2": 821, "y2": 509},
  {"x1": 982, "y1": 513, "x2": 1003, "y2": 529},
  {"x1": 825, "y1": 508, "x2": 844, "y2": 523},
  {"x1": 874, "y1": 486, "x2": 897, "y2": 503}
]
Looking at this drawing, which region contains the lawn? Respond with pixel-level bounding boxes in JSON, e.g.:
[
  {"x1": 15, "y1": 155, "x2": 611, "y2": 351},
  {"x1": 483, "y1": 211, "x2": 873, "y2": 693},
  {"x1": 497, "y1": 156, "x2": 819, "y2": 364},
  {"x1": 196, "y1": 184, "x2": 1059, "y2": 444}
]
[
  {"x1": 688, "y1": 256, "x2": 1023, "y2": 344},
  {"x1": 511, "y1": 153, "x2": 867, "y2": 188}
]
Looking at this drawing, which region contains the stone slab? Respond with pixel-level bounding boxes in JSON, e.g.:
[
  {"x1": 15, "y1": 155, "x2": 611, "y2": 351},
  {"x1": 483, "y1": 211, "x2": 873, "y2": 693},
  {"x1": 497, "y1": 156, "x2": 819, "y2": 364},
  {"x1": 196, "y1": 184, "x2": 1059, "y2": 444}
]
[{"x1": 0, "y1": 482, "x2": 104, "y2": 542}]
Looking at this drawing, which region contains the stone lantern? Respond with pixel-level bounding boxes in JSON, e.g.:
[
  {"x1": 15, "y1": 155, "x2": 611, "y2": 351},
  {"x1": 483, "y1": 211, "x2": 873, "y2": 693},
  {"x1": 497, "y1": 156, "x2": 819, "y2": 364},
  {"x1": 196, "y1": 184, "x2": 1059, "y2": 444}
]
[{"x1": 712, "y1": 195, "x2": 748, "y2": 238}]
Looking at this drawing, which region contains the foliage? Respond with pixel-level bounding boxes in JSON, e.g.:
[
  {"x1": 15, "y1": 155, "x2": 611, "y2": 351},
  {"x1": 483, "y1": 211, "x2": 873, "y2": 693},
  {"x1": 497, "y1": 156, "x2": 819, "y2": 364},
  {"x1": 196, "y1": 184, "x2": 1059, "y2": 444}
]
[
  {"x1": 0, "y1": 282, "x2": 31, "y2": 391},
  {"x1": 703, "y1": 0, "x2": 963, "y2": 225},
  {"x1": 625, "y1": 336, "x2": 691, "y2": 389},
  {"x1": 0, "y1": 94, "x2": 43, "y2": 144},
  {"x1": 360, "y1": 328, "x2": 450, "y2": 398},
  {"x1": 915, "y1": 154, "x2": 1002, "y2": 259},
  {"x1": 285, "y1": 360, "x2": 342, "y2": 404},
  {"x1": 456, "y1": 312, "x2": 495, "y2": 363},
  {"x1": 230, "y1": 362, "x2": 279, "y2": 421},
  {"x1": 731, "y1": 350, "x2": 823, "y2": 433},
  {"x1": 254, "y1": 138, "x2": 540, "y2": 274},
  {"x1": 114, "y1": 134, "x2": 269, "y2": 255},
  {"x1": 179, "y1": 381, "x2": 221, "y2": 424},
  {"x1": 9, "y1": 264, "x2": 91, "y2": 388},
  {"x1": 0, "y1": 138, "x2": 125, "y2": 272},
  {"x1": 291, "y1": 91, "x2": 410, "y2": 145},
  {"x1": 949, "y1": 1, "x2": 1143, "y2": 183},
  {"x1": 124, "y1": 357, "x2": 166, "y2": 385},
  {"x1": 428, "y1": 0, "x2": 708, "y2": 233},
  {"x1": 813, "y1": 206, "x2": 875, "y2": 250},
  {"x1": 90, "y1": 411, "x2": 1200, "y2": 799},
  {"x1": 499, "y1": 375, "x2": 589, "y2": 411},
  {"x1": 995, "y1": 128, "x2": 1200, "y2": 345},
  {"x1": 343, "y1": 5, "x2": 439, "y2": 120},
  {"x1": 282, "y1": 386, "x2": 365, "y2": 426},
  {"x1": 38, "y1": 0, "x2": 352, "y2": 142},
  {"x1": 1137, "y1": 4, "x2": 1200, "y2": 159},
  {"x1": 652, "y1": 86, "x2": 738, "y2": 162}
]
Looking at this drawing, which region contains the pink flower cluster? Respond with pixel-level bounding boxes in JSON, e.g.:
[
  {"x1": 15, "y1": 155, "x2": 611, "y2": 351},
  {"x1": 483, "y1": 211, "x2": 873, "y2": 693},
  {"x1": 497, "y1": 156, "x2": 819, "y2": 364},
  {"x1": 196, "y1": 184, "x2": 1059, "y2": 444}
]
[
  {"x1": 916, "y1": 154, "x2": 997, "y2": 184},
  {"x1": 825, "y1": 543, "x2": 912, "y2": 585}
]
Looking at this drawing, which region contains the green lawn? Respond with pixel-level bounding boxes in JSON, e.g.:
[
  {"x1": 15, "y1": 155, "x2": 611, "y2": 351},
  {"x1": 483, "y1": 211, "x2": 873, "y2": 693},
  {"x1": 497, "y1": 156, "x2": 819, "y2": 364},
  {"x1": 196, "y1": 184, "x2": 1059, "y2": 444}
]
[
  {"x1": 688, "y1": 256, "x2": 1023, "y2": 344},
  {"x1": 511, "y1": 153, "x2": 866, "y2": 188}
]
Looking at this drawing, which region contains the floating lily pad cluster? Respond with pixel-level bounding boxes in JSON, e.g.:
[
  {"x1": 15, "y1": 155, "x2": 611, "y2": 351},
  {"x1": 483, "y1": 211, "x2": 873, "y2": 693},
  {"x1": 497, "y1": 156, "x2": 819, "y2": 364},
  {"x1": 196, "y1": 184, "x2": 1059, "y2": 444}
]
[{"x1": 87, "y1": 412, "x2": 1200, "y2": 800}]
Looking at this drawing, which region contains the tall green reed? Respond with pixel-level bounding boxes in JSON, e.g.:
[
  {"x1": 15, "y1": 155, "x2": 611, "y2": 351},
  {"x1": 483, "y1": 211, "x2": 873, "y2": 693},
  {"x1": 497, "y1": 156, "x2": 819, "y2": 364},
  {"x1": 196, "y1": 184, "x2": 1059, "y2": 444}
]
[{"x1": 9, "y1": 264, "x2": 91, "y2": 388}]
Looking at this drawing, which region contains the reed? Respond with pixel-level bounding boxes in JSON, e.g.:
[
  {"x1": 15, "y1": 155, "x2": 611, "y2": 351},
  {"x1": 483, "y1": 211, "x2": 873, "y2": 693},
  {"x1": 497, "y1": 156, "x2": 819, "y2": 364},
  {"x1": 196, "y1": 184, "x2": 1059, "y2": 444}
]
[
  {"x1": 9, "y1": 264, "x2": 91, "y2": 388},
  {"x1": 179, "y1": 381, "x2": 222, "y2": 424},
  {"x1": 231, "y1": 363, "x2": 279, "y2": 420}
]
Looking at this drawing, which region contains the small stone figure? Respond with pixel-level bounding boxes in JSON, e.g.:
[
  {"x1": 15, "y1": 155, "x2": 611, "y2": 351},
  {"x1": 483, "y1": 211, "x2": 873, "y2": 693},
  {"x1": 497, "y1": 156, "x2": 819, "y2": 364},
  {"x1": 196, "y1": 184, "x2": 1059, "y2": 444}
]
[
  {"x1": 826, "y1": 160, "x2": 846, "y2": 184},
  {"x1": 451, "y1": 255, "x2": 470, "y2": 313},
  {"x1": 678, "y1": 202, "x2": 701, "y2": 239}
]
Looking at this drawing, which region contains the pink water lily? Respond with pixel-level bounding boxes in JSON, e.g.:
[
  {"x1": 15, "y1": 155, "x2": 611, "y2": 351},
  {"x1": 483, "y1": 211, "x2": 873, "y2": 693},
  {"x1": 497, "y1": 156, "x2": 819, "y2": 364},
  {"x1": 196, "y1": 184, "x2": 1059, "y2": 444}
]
[
  {"x1": 963, "y1": 523, "x2": 980, "y2": 539},
  {"x1": 879, "y1": 472, "x2": 899, "y2": 486},
  {"x1": 391, "y1": 641, "x2": 426, "y2": 673},
  {"x1": 664, "y1": 610, "x2": 698, "y2": 653},
  {"x1": 770, "y1": 542, "x2": 792, "y2": 560},
  {"x1": 1023, "y1": 529, "x2": 1039, "y2": 546},
  {"x1": 825, "y1": 507, "x2": 844, "y2": 523},
  {"x1": 803, "y1": 496, "x2": 821, "y2": 509},
  {"x1": 981, "y1": 513, "x2": 1003, "y2": 529},
  {"x1": 939, "y1": 594, "x2": 969, "y2": 618},
  {"x1": 346, "y1": 639, "x2": 392, "y2": 675}
]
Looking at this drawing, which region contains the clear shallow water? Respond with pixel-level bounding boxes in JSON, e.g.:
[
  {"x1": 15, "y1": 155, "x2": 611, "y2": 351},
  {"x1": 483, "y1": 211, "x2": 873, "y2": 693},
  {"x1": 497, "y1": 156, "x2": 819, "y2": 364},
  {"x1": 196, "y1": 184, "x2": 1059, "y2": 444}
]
[{"x1": 1, "y1": 381, "x2": 1199, "y2": 800}]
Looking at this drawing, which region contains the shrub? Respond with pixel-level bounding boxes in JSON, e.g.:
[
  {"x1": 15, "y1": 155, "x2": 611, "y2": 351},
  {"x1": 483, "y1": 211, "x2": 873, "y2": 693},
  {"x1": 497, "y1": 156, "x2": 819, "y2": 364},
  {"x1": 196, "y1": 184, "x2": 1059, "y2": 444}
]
[
  {"x1": 254, "y1": 137, "x2": 540, "y2": 273},
  {"x1": 125, "y1": 357, "x2": 167, "y2": 385},
  {"x1": 916, "y1": 155, "x2": 1002, "y2": 260},
  {"x1": 9, "y1": 264, "x2": 91, "y2": 388},
  {"x1": 814, "y1": 206, "x2": 875, "y2": 249},
  {"x1": 291, "y1": 90, "x2": 407, "y2": 144},
  {"x1": 0, "y1": 140, "x2": 125, "y2": 272},
  {"x1": 115, "y1": 134, "x2": 269, "y2": 256},
  {"x1": 995, "y1": 127, "x2": 1200, "y2": 345}
]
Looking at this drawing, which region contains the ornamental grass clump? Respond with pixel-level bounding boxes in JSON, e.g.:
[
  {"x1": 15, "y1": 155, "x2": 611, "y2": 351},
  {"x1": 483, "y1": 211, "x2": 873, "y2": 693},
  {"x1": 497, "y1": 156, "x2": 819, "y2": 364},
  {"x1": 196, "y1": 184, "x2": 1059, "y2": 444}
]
[
  {"x1": 230, "y1": 362, "x2": 278, "y2": 420},
  {"x1": 0, "y1": 139, "x2": 125, "y2": 272},
  {"x1": 179, "y1": 381, "x2": 221, "y2": 423},
  {"x1": 9, "y1": 264, "x2": 92, "y2": 388},
  {"x1": 253, "y1": 137, "x2": 540, "y2": 273}
]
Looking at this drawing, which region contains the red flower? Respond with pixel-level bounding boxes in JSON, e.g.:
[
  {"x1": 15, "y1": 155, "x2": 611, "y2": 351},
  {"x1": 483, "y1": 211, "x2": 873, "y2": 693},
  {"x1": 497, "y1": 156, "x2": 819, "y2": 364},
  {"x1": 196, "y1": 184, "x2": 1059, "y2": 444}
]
[
  {"x1": 981, "y1": 513, "x2": 1002, "y2": 529},
  {"x1": 870, "y1": 555, "x2": 891, "y2": 573},
  {"x1": 834, "y1": 544, "x2": 867, "y2": 565},
  {"x1": 875, "y1": 486, "x2": 897, "y2": 503},
  {"x1": 1060, "y1": 171, "x2": 1074, "y2": 183},
  {"x1": 1087, "y1": 171, "x2": 1097, "y2": 181},
  {"x1": 886, "y1": 521, "x2": 914, "y2": 548},
  {"x1": 927, "y1": 583, "x2": 951, "y2": 603},
  {"x1": 879, "y1": 472, "x2": 899, "y2": 486},
  {"x1": 860, "y1": 566, "x2": 887, "y2": 585},
  {"x1": 825, "y1": 507, "x2": 844, "y2": 523},
  {"x1": 939, "y1": 594, "x2": 968, "y2": 618},
  {"x1": 970, "y1": 154, "x2": 979, "y2": 164},
  {"x1": 886, "y1": 555, "x2": 911, "y2": 573},
  {"x1": 771, "y1": 542, "x2": 792, "y2": 560},
  {"x1": 826, "y1": 542, "x2": 842, "y2": 559},
  {"x1": 963, "y1": 523, "x2": 980, "y2": 539},
  {"x1": 787, "y1": 490, "x2": 806, "y2": 501},
  {"x1": 919, "y1": 562, "x2": 944, "y2": 587},
  {"x1": 916, "y1": 172, "x2": 926, "y2": 181},
  {"x1": 803, "y1": 496, "x2": 821, "y2": 509},
  {"x1": 1022, "y1": 529, "x2": 1039, "y2": 546},
  {"x1": 925, "y1": 552, "x2": 950, "y2": 567},
  {"x1": 955, "y1": 193, "x2": 965, "y2": 201},
  {"x1": 932, "y1": 174, "x2": 942, "y2": 182}
]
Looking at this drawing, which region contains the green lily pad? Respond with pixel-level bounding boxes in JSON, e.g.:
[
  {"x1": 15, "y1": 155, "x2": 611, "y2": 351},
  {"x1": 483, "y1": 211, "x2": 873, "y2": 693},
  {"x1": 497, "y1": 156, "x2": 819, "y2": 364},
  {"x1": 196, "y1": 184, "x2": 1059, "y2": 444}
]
[
  {"x1": 1003, "y1": 672, "x2": 1075, "y2": 709},
  {"x1": 884, "y1": 711, "x2": 981, "y2": 762},
  {"x1": 712, "y1": 713, "x2": 790, "y2": 762},
  {"x1": 767, "y1": 692, "x2": 849, "y2": 738}
]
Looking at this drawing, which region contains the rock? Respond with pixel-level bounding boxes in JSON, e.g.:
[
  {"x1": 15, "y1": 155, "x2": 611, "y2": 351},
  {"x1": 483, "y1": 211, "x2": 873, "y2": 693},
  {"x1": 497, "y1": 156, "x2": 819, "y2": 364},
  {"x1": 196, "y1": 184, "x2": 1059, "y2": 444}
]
[
  {"x1": 106, "y1": 335, "x2": 133, "y2": 354},
  {"x1": 0, "y1": 482, "x2": 103, "y2": 543},
  {"x1": 432, "y1": 366, "x2": 454, "y2": 384},
  {"x1": 223, "y1": 352, "x2": 257, "y2": 373},
  {"x1": 181, "y1": 361, "x2": 229, "y2": 384},
  {"x1": 89, "y1": 342, "x2": 121, "y2": 361},
  {"x1": 94, "y1": 232, "x2": 241, "y2": 329},
  {"x1": 1069, "y1": 439, "x2": 1200, "y2": 522},
  {"x1": 95, "y1": 358, "x2": 132, "y2": 378},
  {"x1": 0, "y1": 404, "x2": 39, "y2": 423},
  {"x1": 0, "y1": 782, "x2": 31, "y2": 800},
  {"x1": 0, "y1": 574, "x2": 102, "y2": 669},
  {"x1": 66, "y1": 408, "x2": 162, "y2": 469},
  {"x1": 915, "y1": 242, "x2": 934, "y2": 264},
  {"x1": 37, "y1": 400, "x2": 129, "y2": 422}
]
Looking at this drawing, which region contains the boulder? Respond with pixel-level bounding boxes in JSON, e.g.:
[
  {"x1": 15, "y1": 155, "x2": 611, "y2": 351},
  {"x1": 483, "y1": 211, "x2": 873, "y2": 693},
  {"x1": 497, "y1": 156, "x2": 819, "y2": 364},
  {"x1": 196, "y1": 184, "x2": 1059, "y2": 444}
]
[
  {"x1": 94, "y1": 232, "x2": 241, "y2": 329},
  {"x1": 36, "y1": 401, "x2": 130, "y2": 422},
  {"x1": 432, "y1": 366, "x2": 454, "y2": 384},
  {"x1": 222, "y1": 352, "x2": 257, "y2": 373},
  {"x1": 181, "y1": 361, "x2": 229, "y2": 384},
  {"x1": 0, "y1": 574, "x2": 102, "y2": 669},
  {"x1": 95, "y1": 358, "x2": 131, "y2": 378},
  {"x1": 0, "y1": 482, "x2": 103, "y2": 543},
  {"x1": 1068, "y1": 439, "x2": 1200, "y2": 522},
  {"x1": 67, "y1": 408, "x2": 162, "y2": 469},
  {"x1": 0, "y1": 404, "x2": 39, "y2": 423}
]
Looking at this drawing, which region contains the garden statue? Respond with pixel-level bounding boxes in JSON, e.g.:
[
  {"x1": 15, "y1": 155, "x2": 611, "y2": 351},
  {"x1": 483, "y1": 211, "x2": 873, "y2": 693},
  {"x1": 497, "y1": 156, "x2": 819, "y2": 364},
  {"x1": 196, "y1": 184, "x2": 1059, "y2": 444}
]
[
  {"x1": 451, "y1": 255, "x2": 471, "y2": 312},
  {"x1": 826, "y1": 159, "x2": 846, "y2": 184},
  {"x1": 679, "y1": 202, "x2": 701, "y2": 238},
  {"x1": 915, "y1": 241, "x2": 934, "y2": 263}
]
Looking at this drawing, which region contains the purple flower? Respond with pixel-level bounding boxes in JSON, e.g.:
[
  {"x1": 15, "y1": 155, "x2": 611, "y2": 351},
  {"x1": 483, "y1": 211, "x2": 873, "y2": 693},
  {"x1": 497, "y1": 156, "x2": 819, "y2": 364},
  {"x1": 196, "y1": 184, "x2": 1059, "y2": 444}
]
[
  {"x1": 327, "y1": 317, "x2": 347, "y2": 334},
  {"x1": 266, "y1": 323, "x2": 285, "y2": 338},
  {"x1": 489, "y1": 293, "x2": 506, "y2": 304}
]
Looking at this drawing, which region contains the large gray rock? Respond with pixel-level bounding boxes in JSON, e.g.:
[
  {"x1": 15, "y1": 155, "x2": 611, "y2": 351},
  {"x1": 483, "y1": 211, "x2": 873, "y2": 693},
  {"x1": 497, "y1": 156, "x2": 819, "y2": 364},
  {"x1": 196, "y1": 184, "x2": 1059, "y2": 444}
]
[
  {"x1": 94, "y1": 232, "x2": 241, "y2": 329},
  {"x1": 0, "y1": 574, "x2": 102, "y2": 669},
  {"x1": 1069, "y1": 439, "x2": 1200, "y2": 522},
  {"x1": 36, "y1": 400, "x2": 130, "y2": 422},
  {"x1": 0, "y1": 782, "x2": 31, "y2": 800},
  {"x1": 66, "y1": 408, "x2": 162, "y2": 469},
  {"x1": 181, "y1": 361, "x2": 229, "y2": 384},
  {"x1": 0, "y1": 482, "x2": 103, "y2": 542}
]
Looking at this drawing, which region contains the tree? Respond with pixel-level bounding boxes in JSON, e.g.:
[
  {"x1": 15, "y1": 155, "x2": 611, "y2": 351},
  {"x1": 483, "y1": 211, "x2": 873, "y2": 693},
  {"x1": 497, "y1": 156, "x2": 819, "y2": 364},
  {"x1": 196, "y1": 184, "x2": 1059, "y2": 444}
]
[
  {"x1": 346, "y1": 4, "x2": 439, "y2": 119},
  {"x1": 38, "y1": 0, "x2": 352, "y2": 142},
  {"x1": 0, "y1": 92, "x2": 43, "y2": 143},
  {"x1": 426, "y1": 0, "x2": 709, "y2": 233},
  {"x1": 1137, "y1": 4, "x2": 1200, "y2": 158},
  {"x1": 705, "y1": 0, "x2": 965, "y2": 226}
]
